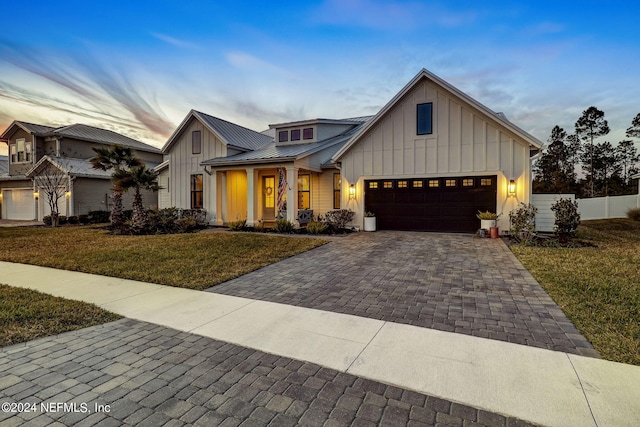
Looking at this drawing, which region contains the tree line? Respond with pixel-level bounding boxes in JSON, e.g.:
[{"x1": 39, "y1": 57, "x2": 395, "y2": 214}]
[{"x1": 533, "y1": 108, "x2": 640, "y2": 197}]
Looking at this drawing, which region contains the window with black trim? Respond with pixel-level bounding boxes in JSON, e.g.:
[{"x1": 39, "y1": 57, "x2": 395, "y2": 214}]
[
  {"x1": 428, "y1": 179, "x2": 439, "y2": 188},
  {"x1": 190, "y1": 174, "x2": 203, "y2": 209},
  {"x1": 279, "y1": 131, "x2": 288, "y2": 142},
  {"x1": 462, "y1": 179, "x2": 474, "y2": 187},
  {"x1": 291, "y1": 129, "x2": 301, "y2": 141},
  {"x1": 445, "y1": 179, "x2": 456, "y2": 187},
  {"x1": 303, "y1": 128, "x2": 313, "y2": 140},
  {"x1": 298, "y1": 174, "x2": 310, "y2": 209},
  {"x1": 333, "y1": 174, "x2": 341, "y2": 209},
  {"x1": 481, "y1": 178, "x2": 492, "y2": 186},
  {"x1": 192, "y1": 131, "x2": 201, "y2": 154},
  {"x1": 417, "y1": 103, "x2": 433, "y2": 135}
]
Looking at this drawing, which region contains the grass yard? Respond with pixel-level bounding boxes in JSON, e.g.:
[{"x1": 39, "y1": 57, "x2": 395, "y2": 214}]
[
  {"x1": 0, "y1": 284, "x2": 121, "y2": 348},
  {"x1": 0, "y1": 226, "x2": 326, "y2": 290},
  {"x1": 510, "y1": 218, "x2": 640, "y2": 365}
]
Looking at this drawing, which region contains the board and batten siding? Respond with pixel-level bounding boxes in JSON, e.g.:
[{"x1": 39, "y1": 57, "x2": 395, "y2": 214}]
[
  {"x1": 339, "y1": 77, "x2": 532, "y2": 230},
  {"x1": 168, "y1": 118, "x2": 227, "y2": 220},
  {"x1": 157, "y1": 169, "x2": 171, "y2": 209}
]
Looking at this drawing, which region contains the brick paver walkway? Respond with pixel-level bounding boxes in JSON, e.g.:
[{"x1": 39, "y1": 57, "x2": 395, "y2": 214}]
[
  {"x1": 210, "y1": 231, "x2": 598, "y2": 358},
  {"x1": 0, "y1": 319, "x2": 535, "y2": 427}
]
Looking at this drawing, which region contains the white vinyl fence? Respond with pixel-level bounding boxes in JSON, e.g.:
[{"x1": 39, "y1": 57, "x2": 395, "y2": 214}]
[{"x1": 532, "y1": 193, "x2": 640, "y2": 231}]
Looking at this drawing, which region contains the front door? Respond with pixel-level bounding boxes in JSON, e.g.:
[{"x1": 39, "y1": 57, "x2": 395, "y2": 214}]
[{"x1": 263, "y1": 176, "x2": 275, "y2": 220}]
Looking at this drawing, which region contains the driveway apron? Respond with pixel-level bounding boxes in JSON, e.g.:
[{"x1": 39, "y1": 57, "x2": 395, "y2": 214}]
[{"x1": 209, "y1": 231, "x2": 598, "y2": 358}]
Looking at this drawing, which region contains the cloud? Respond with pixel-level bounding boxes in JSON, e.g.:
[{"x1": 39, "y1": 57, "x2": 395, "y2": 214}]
[
  {"x1": 312, "y1": 0, "x2": 477, "y2": 30},
  {"x1": 225, "y1": 51, "x2": 296, "y2": 79},
  {"x1": 150, "y1": 32, "x2": 199, "y2": 49}
]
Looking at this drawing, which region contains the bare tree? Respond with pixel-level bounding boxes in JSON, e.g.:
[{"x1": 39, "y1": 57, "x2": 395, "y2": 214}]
[{"x1": 33, "y1": 159, "x2": 70, "y2": 227}]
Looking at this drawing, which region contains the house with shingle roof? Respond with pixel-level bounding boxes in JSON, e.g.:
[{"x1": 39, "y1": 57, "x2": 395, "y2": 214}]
[
  {"x1": 0, "y1": 121, "x2": 163, "y2": 221},
  {"x1": 161, "y1": 69, "x2": 543, "y2": 232}
]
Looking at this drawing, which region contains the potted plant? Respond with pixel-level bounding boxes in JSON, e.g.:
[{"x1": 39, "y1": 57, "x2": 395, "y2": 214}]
[
  {"x1": 476, "y1": 211, "x2": 500, "y2": 230},
  {"x1": 364, "y1": 211, "x2": 376, "y2": 232}
]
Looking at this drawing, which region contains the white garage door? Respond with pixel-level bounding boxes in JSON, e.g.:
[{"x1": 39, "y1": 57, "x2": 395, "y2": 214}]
[{"x1": 2, "y1": 189, "x2": 35, "y2": 220}]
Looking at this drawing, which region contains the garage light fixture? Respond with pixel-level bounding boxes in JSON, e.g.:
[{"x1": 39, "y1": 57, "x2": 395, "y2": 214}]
[
  {"x1": 65, "y1": 191, "x2": 71, "y2": 199},
  {"x1": 33, "y1": 191, "x2": 39, "y2": 199},
  {"x1": 349, "y1": 184, "x2": 356, "y2": 199},
  {"x1": 508, "y1": 180, "x2": 516, "y2": 196}
]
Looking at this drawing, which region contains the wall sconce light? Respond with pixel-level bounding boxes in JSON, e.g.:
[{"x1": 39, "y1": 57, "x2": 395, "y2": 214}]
[
  {"x1": 349, "y1": 184, "x2": 356, "y2": 199},
  {"x1": 65, "y1": 191, "x2": 71, "y2": 199},
  {"x1": 508, "y1": 180, "x2": 516, "y2": 196},
  {"x1": 33, "y1": 191, "x2": 39, "y2": 199}
]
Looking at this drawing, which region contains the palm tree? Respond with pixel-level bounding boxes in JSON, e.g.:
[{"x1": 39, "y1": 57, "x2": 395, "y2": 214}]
[
  {"x1": 90, "y1": 145, "x2": 142, "y2": 232},
  {"x1": 113, "y1": 165, "x2": 160, "y2": 234}
]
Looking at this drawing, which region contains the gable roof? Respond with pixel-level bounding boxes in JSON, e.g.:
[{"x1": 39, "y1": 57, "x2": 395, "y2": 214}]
[
  {"x1": 0, "y1": 120, "x2": 161, "y2": 153},
  {"x1": 332, "y1": 68, "x2": 544, "y2": 162},
  {"x1": 162, "y1": 110, "x2": 273, "y2": 153},
  {"x1": 201, "y1": 118, "x2": 371, "y2": 168}
]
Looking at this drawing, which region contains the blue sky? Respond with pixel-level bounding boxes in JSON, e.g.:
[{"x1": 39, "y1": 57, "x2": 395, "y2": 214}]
[{"x1": 1, "y1": 0, "x2": 639, "y2": 154}]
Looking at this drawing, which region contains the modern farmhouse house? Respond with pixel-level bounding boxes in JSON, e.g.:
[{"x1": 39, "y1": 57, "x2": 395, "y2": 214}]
[
  {"x1": 161, "y1": 68, "x2": 543, "y2": 232},
  {"x1": 0, "y1": 122, "x2": 163, "y2": 220}
]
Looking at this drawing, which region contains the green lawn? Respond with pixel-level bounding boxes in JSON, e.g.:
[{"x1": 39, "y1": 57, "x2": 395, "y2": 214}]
[
  {"x1": 0, "y1": 226, "x2": 326, "y2": 290},
  {"x1": 0, "y1": 284, "x2": 121, "y2": 348},
  {"x1": 510, "y1": 219, "x2": 640, "y2": 365}
]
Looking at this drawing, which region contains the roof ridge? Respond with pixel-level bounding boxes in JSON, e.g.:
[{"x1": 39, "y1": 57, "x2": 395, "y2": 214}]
[{"x1": 193, "y1": 110, "x2": 268, "y2": 137}]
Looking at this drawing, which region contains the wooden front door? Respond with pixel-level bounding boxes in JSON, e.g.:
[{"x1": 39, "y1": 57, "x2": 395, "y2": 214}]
[{"x1": 263, "y1": 176, "x2": 276, "y2": 220}]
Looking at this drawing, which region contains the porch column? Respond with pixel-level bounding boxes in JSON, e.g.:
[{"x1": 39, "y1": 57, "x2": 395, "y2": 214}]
[
  {"x1": 286, "y1": 166, "x2": 298, "y2": 225},
  {"x1": 220, "y1": 172, "x2": 227, "y2": 224},
  {"x1": 209, "y1": 171, "x2": 218, "y2": 225},
  {"x1": 246, "y1": 167, "x2": 255, "y2": 226}
]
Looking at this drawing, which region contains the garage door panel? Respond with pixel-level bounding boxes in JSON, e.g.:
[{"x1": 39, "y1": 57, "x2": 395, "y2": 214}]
[
  {"x1": 365, "y1": 176, "x2": 497, "y2": 233},
  {"x1": 3, "y1": 189, "x2": 35, "y2": 220}
]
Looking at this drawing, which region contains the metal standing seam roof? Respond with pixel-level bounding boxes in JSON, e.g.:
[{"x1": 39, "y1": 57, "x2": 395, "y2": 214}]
[
  {"x1": 193, "y1": 111, "x2": 273, "y2": 151},
  {"x1": 16, "y1": 122, "x2": 57, "y2": 135},
  {"x1": 26, "y1": 156, "x2": 161, "y2": 179},
  {"x1": 201, "y1": 118, "x2": 372, "y2": 167},
  {"x1": 50, "y1": 124, "x2": 162, "y2": 153}
]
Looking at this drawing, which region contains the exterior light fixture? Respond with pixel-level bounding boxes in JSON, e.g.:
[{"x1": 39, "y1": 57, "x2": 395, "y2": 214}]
[
  {"x1": 65, "y1": 191, "x2": 71, "y2": 199},
  {"x1": 33, "y1": 191, "x2": 39, "y2": 199},
  {"x1": 508, "y1": 180, "x2": 516, "y2": 196},
  {"x1": 349, "y1": 184, "x2": 356, "y2": 199}
]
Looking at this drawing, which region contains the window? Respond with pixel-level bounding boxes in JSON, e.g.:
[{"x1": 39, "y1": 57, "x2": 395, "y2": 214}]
[
  {"x1": 383, "y1": 181, "x2": 393, "y2": 189},
  {"x1": 278, "y1": 131, "x2": 288, "y2": 142},
  {"x1": 303, "y1": 127, "x2": 313, "y2": 140},
  {"x1": 333, "y1": 174, "x2": 341, "y2": 209},
  {"x1": 445, "y1": 179, "x2": 456, "y2": 187},
  {"x1": 190, "y1": 174, "x2": 203, "y2": 209},
  {"x1": 192, "y1": 131, "x2": 201, "y2": 154},
  {"x1": 298, "y1": 174, "x2": 310, "y2": 209},
  {"x1": 10, "y1": 139, "x2": 31, "y2": 163},
  {"x1": 397, "y1": 181, "x2": 408, "y2": 188},
  {"x1": 462, "y1": 179, "x2": 474, "y2": 187},
  {"x1": 428, "y1": 179, "x2": 439, "y2": 188},
  {"x1": 481, "y1": 178, "x2": 492, "y2": 186},
  {"x1": 291, "y1": 129, "x2": 301, "y2": 141},
  {"x1": 368, "y1": 182, "x2": 378, "y2": 189},
  {"x1": 417, "y1": 103, "x2": 433, "y2": 135},
  {"x1": 413, "y1": 180, "x2": 423, "y2": 188}
]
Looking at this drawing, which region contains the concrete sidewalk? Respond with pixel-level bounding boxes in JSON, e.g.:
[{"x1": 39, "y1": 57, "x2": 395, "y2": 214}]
[{"x1": 1, "y1": 261, "x2": 639, "y2": 426}]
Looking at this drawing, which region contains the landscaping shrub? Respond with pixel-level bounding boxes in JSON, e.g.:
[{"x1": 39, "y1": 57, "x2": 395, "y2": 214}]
[
  {"x1": 229, "y1": 219, "x2": 247, "y2": 231},
  {"x1": 43, "y1": 215, "x2": 52, "y2": 226},
  {"x1": 306, "y1": 220, "x2": 329, "y2": 235},
  {"x1": 88, "y1": 210, "x2": 110, "y2": 224},
  {"x1": 58, "y1": 216, "x2": 68, "y2": 225},
  {"x1": 551, "y1": 198, "x2": 580, "y2": 242},
  {"x1": 176, "y1": 216, "x2": 198, "y2": 233},
  {"x1": 145, "y1": 207, "x2": 205, "y2": 234},
  {"x1": 78, "y1": 214, "x2": 89, "y2": 224},
  {"x1": 509, "y1": 203, "x2": 537, "y2": 244},
  {"x1": 67, "y1": 216, "x2": 79, "y2": 225},
  {"x1": 179, "y1": 209, "x2": 208, "y2": 228},
  {"x1": 274, "y1": 219, "x2": 296, "y2": 233},
  {"x1": 324, "y1": 209, "x2": 355, "y2": 231},
  {"x1": 627, "y1": 207, "x2": 640, "y2": 221}
]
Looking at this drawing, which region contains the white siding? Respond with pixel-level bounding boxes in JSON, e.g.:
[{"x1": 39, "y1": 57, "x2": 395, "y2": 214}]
[
  {"x1": 340, "y1": 76, "x2": 534, "y2": 230},
  {"x1": 158, "y1": 169, "x2": 171, "y2": 209},
  {"x1": 531, "y1": 194, "x2": 576, "y2": 232}
]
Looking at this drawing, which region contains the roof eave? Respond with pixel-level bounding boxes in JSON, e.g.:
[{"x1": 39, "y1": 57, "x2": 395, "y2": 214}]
[{"x1": 201, "y1": 156, "x2": 297, "y2": 167}]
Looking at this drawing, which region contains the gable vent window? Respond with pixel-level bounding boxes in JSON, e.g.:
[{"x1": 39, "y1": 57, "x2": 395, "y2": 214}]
[
  {"x1": 303, "y1": 128, "x2": 314, "y2": 140},
  {"x1": 192, "y1": 131, "x2": 201, "y2": 154},
  {"x1": 417, "y1": 103, "x2": 433, "y2": 135},
  {"x1": 291, "y1": 129, "x2": 301, "y2": 141},
  {"x1": 279, "y1": 131, "x2": 288, "y2": 143}
]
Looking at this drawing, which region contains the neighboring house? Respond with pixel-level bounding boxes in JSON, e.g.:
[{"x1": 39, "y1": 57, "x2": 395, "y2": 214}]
[
  {"x1": 0, "y1": 122, "x2": 163, "y2": 220},
  {"x1": 162, "y1": 68, "x2": 543, "y2": 232}
]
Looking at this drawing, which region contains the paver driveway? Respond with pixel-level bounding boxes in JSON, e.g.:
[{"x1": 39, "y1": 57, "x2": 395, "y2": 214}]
[{"x1": 210, "y1": 231, "x2": 598, "y2": 358}]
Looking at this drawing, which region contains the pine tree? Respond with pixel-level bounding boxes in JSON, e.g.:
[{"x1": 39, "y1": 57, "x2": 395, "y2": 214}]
[{"x1": 575, "y1": 107, "x2": 610, "y2": 197}]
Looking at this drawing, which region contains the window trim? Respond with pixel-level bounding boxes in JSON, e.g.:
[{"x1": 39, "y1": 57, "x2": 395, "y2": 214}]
[
  {"x1": 297, "y1": 174, "x2": 310, "y2": 210},
  {"x1": 192, "y1": 131, "x2": 201, "y2": 154},
  {"x1": 303, "y1": 127, "x2": 313, "y2": 140},
  {"x1": 333, "y1": 173, "x2": 341, "y2": 209},
  {"x1": 417, "y1": 102, "x2": 433, "y2": 135},
  {"x1": 190, "y1": 174, "x2": 203, "y2": 209},
  {"x1": 291, "y1": 129, "x2": 301, "y2": 141},
  {"x1": 278, "y1": 130, "x2": 289, "y2": 143},
  {"x1": 10, "y1": 139, "x2": 32, "y2": 163}
]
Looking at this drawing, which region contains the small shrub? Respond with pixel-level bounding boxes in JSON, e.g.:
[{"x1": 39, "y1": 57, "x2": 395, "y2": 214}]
[
  {"x1": 253, "y1": 220, "x2": 265, "y2": 232},
  {"x1": 176, "y1": 216, "x2": 198, "y2": 233},
  {"x1": 146, "y1": 208, "x2": 179, "y2": 234},
  {"x1": 324, "y1": 209, "x2": 355, "y2": 231},
  {"x1": 179, "y1": 209, "x2": 207, "y2": 228},
  {"x1": 306, "y1": 221, "x2": 329, "y2": 235},
  {"x1": 551, "y1": 198, "x2": 580, "y2": 243},
  {"x1": 88, "y1": 210, "x2": 110, "y2": 224},
  {"x1": 78, "y1": 214, "x2": 89, "y2": 224},
  {"x1": 274, "y1": 219, "x2": 296, "y2": 233},
  {"x1": 229, "y1": 219, "x2": 247, "y2": 231},
  {"x1": 43, "y1": 215, "x2": 52, "y2": 226},
  {"x1": 509, "y1": 203, "x2": 537, "y2": 244},
  {"x1": 627, "y1": 207, "x2": 640, "y2": 221},
  {"x1": 67, "y1": 216, "x2": 79, "y2": 225},
  {"x1": 58, "y1": 216, "x2": 68, "y2": 225}
]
